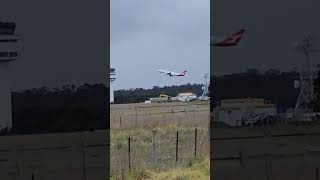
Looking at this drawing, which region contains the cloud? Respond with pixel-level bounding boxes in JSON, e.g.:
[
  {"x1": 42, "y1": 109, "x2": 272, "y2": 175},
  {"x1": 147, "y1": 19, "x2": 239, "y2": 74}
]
[{"x1": 111, "y1": 0, "x2": 210, "y2": 90}]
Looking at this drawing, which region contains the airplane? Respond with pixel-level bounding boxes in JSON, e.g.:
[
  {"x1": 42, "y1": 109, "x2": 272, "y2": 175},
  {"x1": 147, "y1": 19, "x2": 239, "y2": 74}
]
[
  {"x1": 158, "y1": 69, "x2": 187, "y2": 77},
  {"x1": 211, "y1": 29, "x2": 246, "y2": 47}
]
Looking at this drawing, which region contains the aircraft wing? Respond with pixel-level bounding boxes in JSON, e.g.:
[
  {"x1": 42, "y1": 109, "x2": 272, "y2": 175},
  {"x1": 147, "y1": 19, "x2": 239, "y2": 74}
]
[{"x1": 158, "y1": 69, "x2": 171, "y2": 74}]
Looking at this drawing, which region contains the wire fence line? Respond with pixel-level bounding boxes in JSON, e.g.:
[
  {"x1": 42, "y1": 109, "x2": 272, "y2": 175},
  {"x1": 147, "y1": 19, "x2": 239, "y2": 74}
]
[
  {"x1": 111, "y1": 108, "x2": 209, "y2": 116},
  {"x1": 111, "y1": 107, "x2": 210, "y2": 129},
  {"x1": 110, "y1": 102, "x2": 209, "y2": 110},
  {"x1": 110, "y1": 127, "x2": 209, "y2": 176},
  {"x1": 110, "y1": 102, "x2": 210, "y2": 178}
]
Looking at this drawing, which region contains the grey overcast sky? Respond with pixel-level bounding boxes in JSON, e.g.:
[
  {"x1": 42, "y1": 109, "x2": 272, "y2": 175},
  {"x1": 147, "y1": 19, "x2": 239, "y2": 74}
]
[
  {"x1": 111, "y1": 0, "x2": 210, "y2": 90},
  {"x1": 211, "y1": 0, "x2": 320, "y2": 76},
  {"x1": 0, "y1": 0, "x2": 108, "y2": 91}
]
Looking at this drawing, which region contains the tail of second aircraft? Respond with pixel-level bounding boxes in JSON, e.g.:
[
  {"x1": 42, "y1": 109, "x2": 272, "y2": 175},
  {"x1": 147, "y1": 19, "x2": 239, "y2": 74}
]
[
  {"x1": 231, "y1": 29, "x2": 246, "y2": 36},
  {"x1": 213, "y1": 28, "x2": 246, "y2": 47},
  {"x1": 231, "y1": 28, "x2": 246, "y2": 44},
  {"x1": 178, "y1": 70, "x2": 187, "y2": 76}
]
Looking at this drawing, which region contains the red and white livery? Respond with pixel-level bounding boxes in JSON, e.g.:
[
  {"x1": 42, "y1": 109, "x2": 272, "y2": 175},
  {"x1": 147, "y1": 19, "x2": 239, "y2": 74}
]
[
  {"x1": 158, "y1": 69, "x2": 187, "y2": 77},
  {"x1": 211, "y1": 29, "x2": 246, "y2": 47}
]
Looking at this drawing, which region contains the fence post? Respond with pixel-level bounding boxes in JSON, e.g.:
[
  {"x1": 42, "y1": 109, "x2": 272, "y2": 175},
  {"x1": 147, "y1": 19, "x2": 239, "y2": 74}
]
[
  {"x1": 162, "y1": 113, "x2": 165, "y2": 126},
  {"x1": 184, "y1": 109, "x2": 187, "y2": 122},
  {"x1": 135, "y1": 107, "x2": 138, "y2": 127},
  {"x1": 81, "y1": 140, "x2": 87, "y2": 180},
  {"x1": 119, "y1": 115, "x2": 122, "y2": 129},
  {"x1": 195, "y1": 128, "x2": 197, "y2": 158},
  {"x1": 208, "y1": 114, "x2": 210, "y2": 143},
  {"x1": 316, "y1": 167, "x2": 319, "y2": 180},
  {"x1": 239, "y1": 151, "x2": 243, "y2": 165},
  {"x1": 176, "y1": 131, "x2": 179, "y2": 162},
  {"x1": 152, "y1": 130, "x2": 157, "y2": 167},
  {"x1": 193, "y1": 109, "x2": 195, "y2": 122},
  {"x1": 264, "y1": 153, "x2": 270, "y2": 180},
  {"x1": 171, "y1": 109, "x2": 174, "y2": 121},
  {"x1": 32, "y1": 173, "x2": 34, "y2": 180},
  {"x1": 128, "y1": 137, "x2": 131, "y2": 172}
]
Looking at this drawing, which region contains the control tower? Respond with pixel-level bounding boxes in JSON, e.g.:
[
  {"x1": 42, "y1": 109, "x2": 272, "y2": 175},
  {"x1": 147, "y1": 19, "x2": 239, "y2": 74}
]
[
  {"x1": 110, "y1": 68, "x2": 116, "y2": 103},
  {"x1": 0, "y1": 22, "x2": 19, "y2": 130}
]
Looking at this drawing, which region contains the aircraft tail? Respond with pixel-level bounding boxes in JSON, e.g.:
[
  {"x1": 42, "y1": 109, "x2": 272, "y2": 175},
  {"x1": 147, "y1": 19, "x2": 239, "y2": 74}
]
[
  {"x1": 231, "y1": 29, "x2": 246, "y2": 43},
  {"x1": 232, "y1": 29, "x2": 246, "y2": 36},
  {"x1": 212, "y1": 28, "x2": 246, "y2": 47},
  {"x1": 178, "y1": 70, "x2": 187, "y2": 76}
]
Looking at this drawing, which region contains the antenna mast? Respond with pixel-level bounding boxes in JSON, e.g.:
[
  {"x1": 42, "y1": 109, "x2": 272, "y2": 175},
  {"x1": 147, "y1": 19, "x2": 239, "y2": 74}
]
[
  {"x1": 293, "y1": 35, "x2": 320, "y2": 113},
  {"x1": 201, "y1": 73, "x2": 209, "y2": 97}
]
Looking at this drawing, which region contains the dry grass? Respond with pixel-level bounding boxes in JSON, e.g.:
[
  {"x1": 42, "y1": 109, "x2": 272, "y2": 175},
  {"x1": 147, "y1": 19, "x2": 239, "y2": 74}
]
[
  {"x1": 211, "y1": 123, "x2": 320, "y2": 179},
  {"x1": 110, "y1": 101, "x2": 209, "y2": 129},
  {"x1": 110, "y1": 102, "x2": 210, "y2": 179},
  {"x1": 0, "y1": 131, "x2": 108, "y2": 180},
  {"x1": 111, "y1": 158, "x2": 209, "y2": 180}
]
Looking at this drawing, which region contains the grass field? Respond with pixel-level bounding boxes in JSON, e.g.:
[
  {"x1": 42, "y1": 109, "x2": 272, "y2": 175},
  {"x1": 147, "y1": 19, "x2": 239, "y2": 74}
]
[
  {"x1": 211, "y1": 123, "x2": 320, "y2": 179},
  {"x1": 110, "y1": 101, "x2": 210, "y2": 180},
  {"x1": 111, "y1": 158, "x2": 209, "y2": 180},
  {"x1": 110, "y1": 101, "x2": 320, "y2": 179},
  {"x1": 0, "y1": 131, "x2": 108, "y2": 180}
]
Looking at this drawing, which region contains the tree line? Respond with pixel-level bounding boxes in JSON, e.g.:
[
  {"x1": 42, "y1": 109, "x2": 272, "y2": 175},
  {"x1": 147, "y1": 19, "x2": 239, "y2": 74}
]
[
  {"x1": 211, "y1": 68, "x2": 301, "y2": 111},
  {"x1": 114, "y1": 84, "x2": 203, "y2": 104},
  {"x1": 8, "y1": 83, "x2": 108, "y2": 135},
  {"x1": 114, "y1": 68, "x2": 304, "y2": 112},
  {"x1": 3, "y1": 68, "x2": 320, "y2": 135}
]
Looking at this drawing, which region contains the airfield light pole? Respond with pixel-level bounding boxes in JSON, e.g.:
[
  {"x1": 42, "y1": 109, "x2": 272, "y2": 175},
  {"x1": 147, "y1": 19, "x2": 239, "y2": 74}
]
[
  {"x1": 135, "y1": 106, "x2": 137, "y2": 127},
  {"x1": 293, "y1": 36, "x2": 320, "y2": 114}
]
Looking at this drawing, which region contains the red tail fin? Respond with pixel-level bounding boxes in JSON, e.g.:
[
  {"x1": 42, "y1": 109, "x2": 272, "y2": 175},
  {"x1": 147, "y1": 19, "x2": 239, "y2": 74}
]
[
  {"x1": 213, "y1": 28, "x2": 246, "y2": 47},
  {"x1": 179, "y1": 70, "x2": 187, "y2": 76},
  {"x1": 232, "y1": 29, "x2": 246, "y2": 36}
]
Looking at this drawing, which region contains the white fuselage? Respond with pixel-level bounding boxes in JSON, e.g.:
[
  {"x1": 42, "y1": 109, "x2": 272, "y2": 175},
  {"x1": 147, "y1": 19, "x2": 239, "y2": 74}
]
[{"x1": 157, "y1": 69, "x2": 186, "y2": 77}]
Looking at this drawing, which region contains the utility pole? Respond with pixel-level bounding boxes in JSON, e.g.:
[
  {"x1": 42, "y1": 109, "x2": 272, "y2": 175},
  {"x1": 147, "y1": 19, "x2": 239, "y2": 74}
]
[{"x1": 293, "y1": 36, "x2": 320, "y2": 114}]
